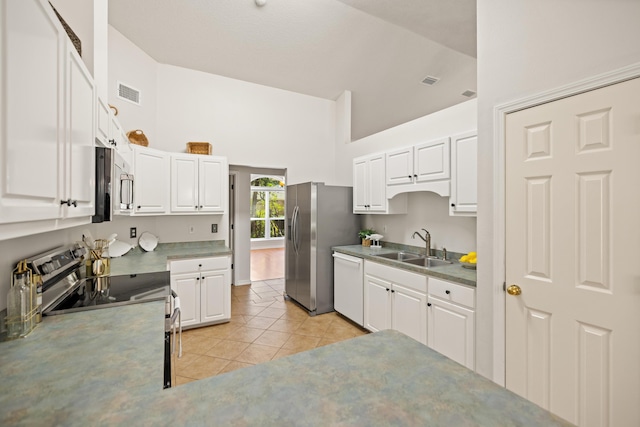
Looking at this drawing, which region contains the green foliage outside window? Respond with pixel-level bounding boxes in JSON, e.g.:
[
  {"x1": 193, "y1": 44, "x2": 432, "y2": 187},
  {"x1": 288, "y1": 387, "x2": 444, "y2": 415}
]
[{"x1": 250, "y1": 177, "x2": 285, "y2": 239}]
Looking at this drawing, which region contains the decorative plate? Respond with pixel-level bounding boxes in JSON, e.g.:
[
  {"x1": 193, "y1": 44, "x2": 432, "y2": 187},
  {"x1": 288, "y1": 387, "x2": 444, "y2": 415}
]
[
  {"x1": 107, "y1": 240, "x2": 133, "y2": 258},
  {"x1": 139, "y1": 232, "x2": 158, "y2": 252}
]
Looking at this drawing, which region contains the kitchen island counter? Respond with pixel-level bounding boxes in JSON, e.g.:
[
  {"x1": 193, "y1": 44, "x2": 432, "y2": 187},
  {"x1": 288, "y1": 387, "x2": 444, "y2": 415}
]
[
  {"x1": 0, "y1": 302, "x2": 571, "y2": 426},
  {"x1": 110, "y1": 240, "x2": 232, "y2": 276},
  {"x1": 333, "y1": 244, "x2": 477, "y2": 287}
]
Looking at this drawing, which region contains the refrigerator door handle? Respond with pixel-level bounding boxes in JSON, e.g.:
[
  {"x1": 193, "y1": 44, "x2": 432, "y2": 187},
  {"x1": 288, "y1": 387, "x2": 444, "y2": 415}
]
[{"x1": 292, "y1": 205, "x2": 299, "y2": 254}]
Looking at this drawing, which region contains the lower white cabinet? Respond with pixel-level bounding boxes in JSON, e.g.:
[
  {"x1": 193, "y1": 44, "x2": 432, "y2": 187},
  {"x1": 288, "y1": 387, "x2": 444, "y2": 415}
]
[
  {"x1": 427, "y1": 277, "x2": 475, "y2": 369},
  {"x1": 364, "y1": 261, "x2": 427, "y2": 344},
  {"x1": 169, "y1": 256, "x2": 231, "y2": 328},
  {"x1": 333, "y1": 252, "x2": 364, "y2": 326}
]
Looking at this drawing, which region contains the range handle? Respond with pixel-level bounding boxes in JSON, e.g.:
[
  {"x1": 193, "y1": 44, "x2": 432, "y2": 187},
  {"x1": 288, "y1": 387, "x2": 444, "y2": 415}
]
[{"x1": 170, "y1": 290, "x2": 182, "y2": 358}]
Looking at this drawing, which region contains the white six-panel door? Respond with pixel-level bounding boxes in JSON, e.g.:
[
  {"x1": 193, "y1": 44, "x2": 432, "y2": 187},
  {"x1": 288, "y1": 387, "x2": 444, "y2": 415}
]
[{"x1": 505, "y1": 78, "x2": 640, "y2": 426}]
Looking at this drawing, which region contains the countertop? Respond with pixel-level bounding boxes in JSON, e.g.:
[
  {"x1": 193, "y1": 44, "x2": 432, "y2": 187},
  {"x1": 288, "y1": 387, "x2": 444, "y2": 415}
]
[
  {"x1": 110, "y1": 240, "x2": 232, "y2": 276},
  {"x1": 0, "y1": 303, "x2": 571, "y2": 426},
  {"x1": 333, "y1": 244, "x2": 477, "y2": 287}
]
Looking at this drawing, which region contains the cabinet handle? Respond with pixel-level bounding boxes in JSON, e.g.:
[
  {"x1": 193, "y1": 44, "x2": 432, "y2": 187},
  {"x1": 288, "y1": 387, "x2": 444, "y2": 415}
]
[
  {"x1": 427, "y1": 303, "x2": 432, "y2": 307},
  {"x1": 391, "y1": 289, "x2": 395, "y2": 293},
  {"x1": 198, "y1": 264, "x2": 202, "y2": 267},
  {"x1": 413, "y1": 174, "x2": 417, "y2": 178},
  {"x1": 137, "y1": 206, "x2": 141, "y2": 209},
  {"x1": 60, "y1": 200, "x2": 69, "y2": 206},
  {"x1": 196, "y1": 277, "x2": 200, "y2": 281},
  {"x1": 109, "y1": 139, "x2": 116, "y2": 145},
  {"x1": 408, "y1": 175, "x2": 412, "y2": 179},
  {"x1": 195, "y1": 206, "x2": 198, "y2": 209},
  {"x1": 385, "y1": 288, "x2": 390, "y2": 292},
  {"x1": 451, "y1": 203, "x2": 456, "y2": 207},
  {"x1": 199, "y1": 205, "x2": 203, "y2": 209},
  {"x1": 445, "y1": 290, "x2": 451, "y2": 295}
]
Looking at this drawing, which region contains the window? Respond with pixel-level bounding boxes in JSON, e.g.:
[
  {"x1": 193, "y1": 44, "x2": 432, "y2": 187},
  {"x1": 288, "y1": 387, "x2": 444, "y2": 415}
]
[{"x1": 250, "y1": 176, "x2": 285, "y2": 240}]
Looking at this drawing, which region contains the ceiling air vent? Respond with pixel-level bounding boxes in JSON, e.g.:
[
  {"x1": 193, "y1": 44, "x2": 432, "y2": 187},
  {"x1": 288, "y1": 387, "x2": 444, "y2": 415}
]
[
  {"x1": 461, "y1": 90, "x2": 477, "y2": 98},
  {"x1": 117, "y1": 82, "x2": 141, "y2": 105},
  {"x1": 421, "y1": 75, "x2": 440, "y2": 86}
]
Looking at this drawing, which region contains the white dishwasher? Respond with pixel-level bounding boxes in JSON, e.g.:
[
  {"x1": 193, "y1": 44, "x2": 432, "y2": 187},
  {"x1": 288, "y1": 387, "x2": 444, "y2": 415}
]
[{"x1": 332, "y1": 252, "x2": 364, "y2": 326}]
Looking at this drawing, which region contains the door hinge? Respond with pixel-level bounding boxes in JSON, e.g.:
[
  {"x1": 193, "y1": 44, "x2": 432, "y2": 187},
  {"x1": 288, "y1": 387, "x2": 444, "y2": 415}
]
[
  {"x1": 231, "y1": 263, "x2": 234, "y2": 270},
  {"x1": 503, "y1": 282, "x2": 506, "y2": 291},
  {"x1": 231, "y1": 224, "x2": 234, "y2": 230},
  {"x1": 230, "y1": 184, "x2": 234, "y2": 190}
]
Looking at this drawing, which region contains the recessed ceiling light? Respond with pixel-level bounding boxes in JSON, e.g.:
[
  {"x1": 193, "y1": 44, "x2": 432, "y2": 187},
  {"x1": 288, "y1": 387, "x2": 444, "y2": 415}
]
[
  {"x1": 421, "y1": 75, "x2": 440, "y2": 86},
  {"x1": 461, "y1": 90, "x2": 476, "y2": 97}
]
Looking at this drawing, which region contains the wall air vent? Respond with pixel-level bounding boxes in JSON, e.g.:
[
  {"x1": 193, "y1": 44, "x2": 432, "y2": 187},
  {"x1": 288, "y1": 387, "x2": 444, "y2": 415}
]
[
  {"x1": 117, "y1": 82, "x2": 141, "y2": 105},
  {"x1": 421, "y1": 75, "x2": 440, "y2": 86},
  {"x1": 461, "y1": 90, "x2": 477, "y2": 98}
]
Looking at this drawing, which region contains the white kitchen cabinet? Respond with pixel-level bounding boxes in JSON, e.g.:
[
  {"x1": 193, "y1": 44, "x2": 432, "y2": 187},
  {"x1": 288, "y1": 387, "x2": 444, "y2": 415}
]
[
  {"x1": 169, "y1": 256, "x2": 231, "y2": 328},
  {"x1": 0, "y1": 0, "x2": 94, "y2": 240},
  {"x1": 427, "y1": 277, "x2": 475, "y2": 369},
  {"x1": 96, "y1": 97, "x2": 111, "y2": 147},
  {"x1": 353, "y1": 154, "x2": 407, "y2": 214},
  {"x1": 133, "y1": 146, "x2": 169, "y2": 214},
  {"x1": 63, "y1": 42, "x2": 95, "y2": 219},
  {"x1": 364, "y1": 261, "x2": 427, "y2": 344},
  {"x1": 386, "y1": 138, "x2": 450, "y2": 199},
  {"x1": 449, "y1": 131, "x2": 477, "y2": 216},
  {"x1": 333, "y1": 252, "x2": 364, "y2": 326},
  {"x1": 170, "y1": 153, "x2": 228, "y2": 214}
]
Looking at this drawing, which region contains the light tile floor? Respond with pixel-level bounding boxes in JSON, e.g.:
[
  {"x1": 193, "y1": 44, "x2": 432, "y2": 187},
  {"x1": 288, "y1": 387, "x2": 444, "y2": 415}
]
[{"x1": 174, "y1": 278, "x2": 369, "y2": 386}]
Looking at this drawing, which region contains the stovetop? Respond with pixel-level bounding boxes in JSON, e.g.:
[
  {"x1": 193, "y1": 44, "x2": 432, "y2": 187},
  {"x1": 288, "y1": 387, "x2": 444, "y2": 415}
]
[{"x1": 43, "y1": 270, "x2": 171, "y2": 316}]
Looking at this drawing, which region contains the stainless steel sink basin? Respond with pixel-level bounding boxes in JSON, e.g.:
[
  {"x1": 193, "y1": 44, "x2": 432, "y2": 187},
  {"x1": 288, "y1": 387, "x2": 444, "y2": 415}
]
[
  {"x1": 374, "y1": 252, "x2": 422, "y2": 261},
  {"x1": 403, "y1": 257, "x2": 453, "y2": 268}
]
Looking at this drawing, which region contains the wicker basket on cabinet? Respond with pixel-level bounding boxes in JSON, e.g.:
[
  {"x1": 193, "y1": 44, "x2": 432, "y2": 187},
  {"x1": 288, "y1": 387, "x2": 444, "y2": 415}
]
[{"x1": 186, "y1": 142, "x2": 212, "y2": 155}]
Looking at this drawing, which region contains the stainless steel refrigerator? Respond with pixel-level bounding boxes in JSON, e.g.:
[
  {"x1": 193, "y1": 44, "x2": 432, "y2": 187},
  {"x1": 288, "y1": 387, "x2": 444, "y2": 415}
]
[{"x1": 285, "y1": 182, "x2": 361, "y2": 315}]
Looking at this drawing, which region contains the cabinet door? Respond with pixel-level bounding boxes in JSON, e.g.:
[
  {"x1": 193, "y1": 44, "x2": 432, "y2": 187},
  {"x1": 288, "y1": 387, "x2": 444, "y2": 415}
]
[
  {"x1": 170, "y1": 155, "x2": 199, "y2": 213},
  {"x1": 427, "y1": 297, "x2": 475, "y2": 369},
  {"x1": 201, "y1": 268, "x2": 230, "y2": 324},
  {"x1": 367, "y1": 155, "x2": 387, "y2": 212},
  {"x1": 391, "y1": 283, "x2": 427, "y2": 345},
  {"x1": 64, "y1": 45, "x2": 95, "y2": 218},
  {"x1": 199, "y1": 157, "x2": 226, "y2": 212},
  {"x1": 96, "y1": 97, "x2": 110, "y2": 147},
  {"x1": 353, "y1": 158, "x2": 369, "y2": 212},
  {"x1": 450, "y1": 132, "x2": 477, "y2": 215},
  {"x1": 0, "y1": 0, "x2": 64, "y2": 225},
  {"x1": 386, "y1": 147, "x2": 414, "y2": 186},
  {"x1": 364, "y1": 274, "x2": 391, "y2": 332},
  {"x1": 414, "y1": 138, "x2": 450, "y2": 183},
  {"x1": 171, "y1": 272, "x2": 200, "y2": 328},
  {"x1": 134, "y1": 147, "x2": 169, "y2": 214}
]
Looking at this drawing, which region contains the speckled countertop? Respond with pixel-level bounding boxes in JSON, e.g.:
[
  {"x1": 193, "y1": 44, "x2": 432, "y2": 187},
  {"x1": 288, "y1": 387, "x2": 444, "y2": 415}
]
[
  {"x1": 333, "y1": 244, "x2": 477, "y2": 287},
  {"x1": 110, "y1": 240, "x2": 232, "y2": 276},
  {"x1": 0, "y1": 303, "x2": 571, "y2": 426}
]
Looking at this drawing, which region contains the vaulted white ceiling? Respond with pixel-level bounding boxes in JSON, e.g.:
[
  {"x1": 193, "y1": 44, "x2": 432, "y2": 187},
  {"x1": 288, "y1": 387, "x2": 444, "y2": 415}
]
[{"x1": 108, "y1": 0, "x2": 476, "y2": 140}]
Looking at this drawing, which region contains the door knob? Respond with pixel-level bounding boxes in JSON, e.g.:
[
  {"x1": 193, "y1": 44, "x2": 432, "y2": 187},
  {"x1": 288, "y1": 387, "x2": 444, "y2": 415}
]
[{"x1": 507, "y1": 284, "x2": 522, "y2": 296}]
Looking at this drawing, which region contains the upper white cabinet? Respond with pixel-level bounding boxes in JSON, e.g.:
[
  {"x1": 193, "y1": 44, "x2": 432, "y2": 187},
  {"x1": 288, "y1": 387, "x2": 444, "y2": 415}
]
[
  {"x1": 353, "y1": 154, "x2": 407, "y2": 214},
  {"x1": 386, "y1": 138, "x2": 450, "y2": 198},
  {"x1": 170, "y1": 154, "x2": 228, "y2": 214},
  {"x1": 449, "y1": 132, "x2": 477, "y2": 216},
  {"x1": 133, "y1": 146, "x2": 169, "y2": 214},
  {"x1": 0, "y1": 0, "x2": 94, "y2": 239},
  {"x1": 63, "y1": 42, "x2": 96, "y2": 219},
  {"x1": 96, "y1": 97, "x2": 110, "y2": 147}
]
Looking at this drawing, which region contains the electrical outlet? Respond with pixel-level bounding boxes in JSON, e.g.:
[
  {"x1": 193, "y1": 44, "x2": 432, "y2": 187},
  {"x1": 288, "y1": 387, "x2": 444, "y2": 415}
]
[
  {"x1": 383, "y1": 225, "x2": 387, "y2": 233},
  {"x1": 130, "y1": 227, "x2": 137, "y2": 238},
  {"x1": 189, "y1": 226, "x2": 195, "y2": 234},
  {"x1": 211, "y1": 224, "x2": 218, "y2": 233}
]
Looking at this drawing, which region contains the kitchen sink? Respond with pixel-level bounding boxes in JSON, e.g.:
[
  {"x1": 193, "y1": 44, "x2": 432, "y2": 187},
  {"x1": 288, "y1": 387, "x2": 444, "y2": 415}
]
[
  {"x1": 403, "y1": 257, "x2": 453, "y2": 268},
  {"x1": 374, "y1": 251, "x2": 422, "y2": 261}
]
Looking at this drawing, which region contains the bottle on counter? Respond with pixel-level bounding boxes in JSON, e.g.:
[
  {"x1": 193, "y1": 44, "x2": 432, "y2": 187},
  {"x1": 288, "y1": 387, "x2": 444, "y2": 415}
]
[{"x1": 6, "y1": 272, "x2": 30, "y2": 339}]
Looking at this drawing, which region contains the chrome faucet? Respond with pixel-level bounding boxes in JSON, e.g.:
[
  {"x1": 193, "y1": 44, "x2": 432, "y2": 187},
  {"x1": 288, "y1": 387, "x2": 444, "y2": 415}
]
[{"x1": 412, "y1": 229, "x2": 431, "y2": 257}]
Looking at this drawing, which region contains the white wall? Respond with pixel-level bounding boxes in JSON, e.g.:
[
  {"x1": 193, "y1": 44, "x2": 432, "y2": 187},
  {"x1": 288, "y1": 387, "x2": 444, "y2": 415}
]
[
  {"x1": 108, "y1": 26, "x2": 158, "y2": 142},
  {"x1": 154, "y1": 64, "x2": 336, "y2": 185},
  {"x1": 476, "y1": 0, "x2": 640, "y2": 381}
]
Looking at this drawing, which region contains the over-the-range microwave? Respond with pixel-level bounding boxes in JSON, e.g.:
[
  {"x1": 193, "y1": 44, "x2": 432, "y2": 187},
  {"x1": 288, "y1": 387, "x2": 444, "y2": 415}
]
[{"x1": 92, "y1": 144, "x2": 134, "y2": 223}]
